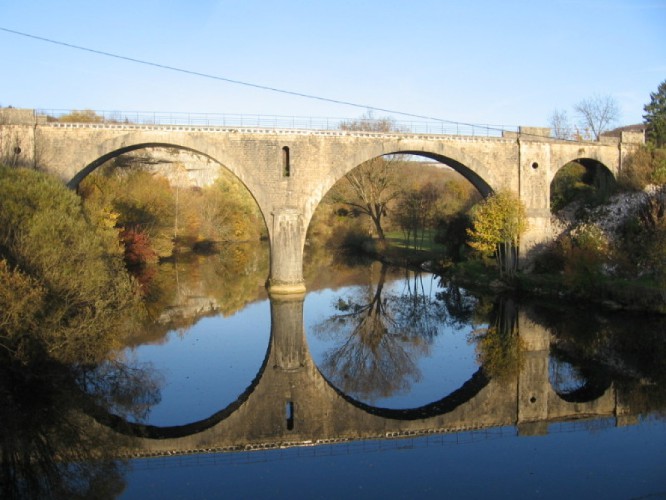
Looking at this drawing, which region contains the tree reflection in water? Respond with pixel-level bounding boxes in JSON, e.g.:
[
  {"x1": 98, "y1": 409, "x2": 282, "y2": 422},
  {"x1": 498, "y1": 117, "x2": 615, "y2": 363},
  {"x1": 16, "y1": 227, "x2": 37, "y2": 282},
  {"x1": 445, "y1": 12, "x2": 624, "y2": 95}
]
[
  {"x1": 0, "y1": 349, "x2": 161, "y2": 499},
  {"x1": 469, "y1": 296, "x2": 524, "y2": 382},
  {"x1": 312, "y1": 264, "x2": 479, "y2": 404}
]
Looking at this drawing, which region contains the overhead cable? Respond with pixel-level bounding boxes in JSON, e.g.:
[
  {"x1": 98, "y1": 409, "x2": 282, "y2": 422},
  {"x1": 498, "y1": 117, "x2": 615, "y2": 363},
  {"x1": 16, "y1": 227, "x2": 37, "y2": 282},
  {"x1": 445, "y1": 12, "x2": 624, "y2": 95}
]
[{"x1": 0, "y1": 26, "x2": 514, "y2": 134}]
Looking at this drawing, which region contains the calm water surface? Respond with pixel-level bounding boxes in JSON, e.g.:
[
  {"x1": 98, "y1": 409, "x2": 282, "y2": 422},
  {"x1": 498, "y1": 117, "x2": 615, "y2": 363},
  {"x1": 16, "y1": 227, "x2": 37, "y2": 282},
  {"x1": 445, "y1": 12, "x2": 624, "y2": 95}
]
[
  {"x1": 125, "y1": 269, "x2": 483, "y2": 425},
  {"x1": 113, "y1": 260, "x2": 666, "y2": 499},
  {"x1": 3, "y1": 256, "x2": 665, "y2": 499}
]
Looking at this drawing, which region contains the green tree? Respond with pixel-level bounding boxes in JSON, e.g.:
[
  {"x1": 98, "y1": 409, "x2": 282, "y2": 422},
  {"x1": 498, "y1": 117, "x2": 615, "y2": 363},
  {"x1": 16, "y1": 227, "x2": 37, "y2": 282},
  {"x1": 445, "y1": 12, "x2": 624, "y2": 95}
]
[
  {"x1": 395, "y1": 183, "x2": 438, "y2": 249},
  {"x1": 466, "y1": 191, "x2": 528, "y2": 278},
  {"x1": 434, "y1": 212, "x2": 473, "y2": 262},
  {"x1": 644, "y1": 79, "x2": 666, "y2": 148}
]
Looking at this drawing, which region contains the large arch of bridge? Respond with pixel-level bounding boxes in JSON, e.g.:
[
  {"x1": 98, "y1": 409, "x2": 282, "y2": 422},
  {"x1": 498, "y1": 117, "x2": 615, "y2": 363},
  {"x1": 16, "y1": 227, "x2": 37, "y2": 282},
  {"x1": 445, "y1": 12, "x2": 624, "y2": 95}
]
[
  {"x1": 66, "y1": 141, "x2": 270, "y2": 237},
  {"x1": 304, "y1": 142, "x2": 496, "y2": 229}
]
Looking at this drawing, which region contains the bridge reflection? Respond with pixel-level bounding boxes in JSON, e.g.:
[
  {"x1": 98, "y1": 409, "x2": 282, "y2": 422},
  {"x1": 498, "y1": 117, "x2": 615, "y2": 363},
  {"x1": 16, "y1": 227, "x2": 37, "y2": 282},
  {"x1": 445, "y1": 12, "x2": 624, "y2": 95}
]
[{"x1": 91, "y1": 294, "x2": 634, "y2": 458}]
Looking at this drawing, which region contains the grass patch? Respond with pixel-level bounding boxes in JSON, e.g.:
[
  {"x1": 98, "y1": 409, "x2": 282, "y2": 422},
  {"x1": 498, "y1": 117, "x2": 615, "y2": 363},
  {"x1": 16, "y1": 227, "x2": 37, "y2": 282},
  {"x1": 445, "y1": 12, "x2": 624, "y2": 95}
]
[{"x1": 385, "y1": 230, "x2": 446, "y2": 252}]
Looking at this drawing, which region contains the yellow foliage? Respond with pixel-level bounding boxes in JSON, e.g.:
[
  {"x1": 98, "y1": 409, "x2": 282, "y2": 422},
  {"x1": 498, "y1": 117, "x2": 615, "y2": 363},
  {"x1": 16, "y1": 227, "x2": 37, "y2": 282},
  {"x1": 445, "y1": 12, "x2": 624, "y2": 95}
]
[{"x1": 467, "y1": 191, "x2": 528, "y2": 277}]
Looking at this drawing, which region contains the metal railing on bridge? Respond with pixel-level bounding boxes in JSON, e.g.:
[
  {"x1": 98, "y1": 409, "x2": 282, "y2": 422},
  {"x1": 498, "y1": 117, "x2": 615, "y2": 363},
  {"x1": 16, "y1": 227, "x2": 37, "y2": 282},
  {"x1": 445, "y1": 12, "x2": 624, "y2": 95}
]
[{"x1": 36, "y1": 109, "x2": 516, "y2": 137}]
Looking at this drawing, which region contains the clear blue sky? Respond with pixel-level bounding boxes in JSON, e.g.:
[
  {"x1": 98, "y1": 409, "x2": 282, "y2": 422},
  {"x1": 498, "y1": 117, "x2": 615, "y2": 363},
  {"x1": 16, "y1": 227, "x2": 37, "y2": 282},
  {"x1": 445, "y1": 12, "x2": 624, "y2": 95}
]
[{"x1": 1, "y1": 0, "x2": 664, "y2": 128}]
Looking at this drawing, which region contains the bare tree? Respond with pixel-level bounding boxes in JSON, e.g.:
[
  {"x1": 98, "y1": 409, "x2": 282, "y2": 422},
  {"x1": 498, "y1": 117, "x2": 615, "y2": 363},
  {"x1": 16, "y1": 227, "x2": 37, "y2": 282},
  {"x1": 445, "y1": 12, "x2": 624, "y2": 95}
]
[
  {"x1": 333, "y1": 112, "x2": 406, "y2": 240},
  {"x1": 574, "y1": 95, "x2": 620, "y2": 140},
  {"x1": 549, "y1": 108, "x2": 572, "y2": 139},
  {"x1": 339, "y1": 110, "x2": 406, "y2": 133}
]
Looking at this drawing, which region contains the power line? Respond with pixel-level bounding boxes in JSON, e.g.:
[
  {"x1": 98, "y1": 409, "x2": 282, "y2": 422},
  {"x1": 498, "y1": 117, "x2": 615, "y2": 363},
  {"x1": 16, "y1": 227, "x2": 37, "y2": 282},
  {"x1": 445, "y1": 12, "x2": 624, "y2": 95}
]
[{"x1": 0, "y1": 26, "x2": 512, "y2": 134}]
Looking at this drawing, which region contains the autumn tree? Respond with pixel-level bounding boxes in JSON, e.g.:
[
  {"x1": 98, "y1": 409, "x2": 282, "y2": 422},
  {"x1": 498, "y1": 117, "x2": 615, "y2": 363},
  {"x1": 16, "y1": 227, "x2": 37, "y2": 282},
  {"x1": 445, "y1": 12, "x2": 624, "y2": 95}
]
[
  {"x1": 56, "y1": 109, "x2": 105, "y2": 123},
  {"x1": 0, "y1": 165, "x2": 142, "y2": 363},
  {"x1": 643, "y1": 79, "x2": 666, "y2": 148},
  {"x1": 79, "y1": 164, "x2": 176, "y2": 258},
  {"x1": 395, "y1": 183, "x2": 438, "y2": 249},
  {"x1": 466, "y1": 191, "x2": 528, "y2": 278},
  {"x1": 618, "y1": 146, "x2": 666, "y2": 191},
  {"x1": 617, "y1": 187, "x2": 666, "y2": 286},
  {"x1": 197, "y1": 173, "x2": 265, "y2": 244},
  {"x1": 471, "y1": 296, "x2": 524, "y2": 382}
]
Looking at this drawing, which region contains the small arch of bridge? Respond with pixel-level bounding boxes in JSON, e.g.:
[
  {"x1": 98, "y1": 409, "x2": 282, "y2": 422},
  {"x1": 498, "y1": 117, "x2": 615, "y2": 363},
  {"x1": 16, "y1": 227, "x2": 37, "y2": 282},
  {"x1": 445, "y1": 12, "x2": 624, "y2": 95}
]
[
  {"x1": 549, "y1": 156, "x2": 616, "y2": 187},
  {"x1": 548, "y1": 156, "x2": 618, "y2": 213}
]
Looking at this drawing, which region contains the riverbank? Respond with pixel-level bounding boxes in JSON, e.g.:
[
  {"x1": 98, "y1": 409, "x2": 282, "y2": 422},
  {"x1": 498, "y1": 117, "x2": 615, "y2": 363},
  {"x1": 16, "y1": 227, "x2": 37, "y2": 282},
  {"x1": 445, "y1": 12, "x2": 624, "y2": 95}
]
[
  {"x1": 363, "y1": 240, "x2": 666, "y2": 315},
  {"x1": 445, "y1": 260, "x2": 666, "y2": 315}
]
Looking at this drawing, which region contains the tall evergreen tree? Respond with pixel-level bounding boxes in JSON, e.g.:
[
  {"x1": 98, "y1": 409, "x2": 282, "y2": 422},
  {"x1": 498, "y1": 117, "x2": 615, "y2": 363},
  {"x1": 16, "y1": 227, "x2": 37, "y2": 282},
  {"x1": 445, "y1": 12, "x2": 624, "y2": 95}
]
[{"x1": 644, "y1": 80, "x2": 666, "y2": 148}]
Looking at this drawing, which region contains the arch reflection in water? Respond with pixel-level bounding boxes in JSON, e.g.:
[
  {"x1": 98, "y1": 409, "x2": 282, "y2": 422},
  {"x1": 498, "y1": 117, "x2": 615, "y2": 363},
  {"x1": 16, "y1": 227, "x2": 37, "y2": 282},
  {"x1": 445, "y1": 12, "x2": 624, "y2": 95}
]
[
  {"x1": 98, "y1": 288, "x2": 646, "y2": 458},
  {"x1": 304, "y1": 266, "x2": 484, "y2": 409},
  {"x1": 6, "y1": 285, "x2": 663, "y2": 492},
  {"x1": 120, "y1": 299, "x2": 271, "y2": 426}
]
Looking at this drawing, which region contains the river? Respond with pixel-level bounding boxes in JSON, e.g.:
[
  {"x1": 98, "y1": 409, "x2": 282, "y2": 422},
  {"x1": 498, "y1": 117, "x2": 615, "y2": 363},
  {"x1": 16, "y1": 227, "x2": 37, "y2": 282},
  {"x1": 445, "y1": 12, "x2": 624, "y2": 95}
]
[{"x1": 2, "y1": 252, "x2": 665, "y2": 499}]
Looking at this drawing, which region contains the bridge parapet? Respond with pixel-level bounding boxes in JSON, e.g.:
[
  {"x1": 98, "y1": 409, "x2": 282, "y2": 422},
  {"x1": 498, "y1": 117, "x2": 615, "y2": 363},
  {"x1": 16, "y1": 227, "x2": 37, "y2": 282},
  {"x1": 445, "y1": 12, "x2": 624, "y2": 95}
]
[
  {"x1": 33, "y1": 108, "x2": 517, "y2": 137},
  {"x1": 41, "y1": 120, "x2": 520, "y2": 145}
]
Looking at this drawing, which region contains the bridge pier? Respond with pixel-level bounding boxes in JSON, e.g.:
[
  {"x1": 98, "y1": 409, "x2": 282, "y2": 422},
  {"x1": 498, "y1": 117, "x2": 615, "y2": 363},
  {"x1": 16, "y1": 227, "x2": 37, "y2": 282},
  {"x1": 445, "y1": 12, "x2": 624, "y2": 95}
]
[
  {"x1": 267, "y1": 207, "x2": 306, "y2": 295},
  {"x1": 517, "y1": 313, "x2": 551, "y2": 435},
  {"x1": 270, "y1": 293, "x2": 307, "y2": 371}
]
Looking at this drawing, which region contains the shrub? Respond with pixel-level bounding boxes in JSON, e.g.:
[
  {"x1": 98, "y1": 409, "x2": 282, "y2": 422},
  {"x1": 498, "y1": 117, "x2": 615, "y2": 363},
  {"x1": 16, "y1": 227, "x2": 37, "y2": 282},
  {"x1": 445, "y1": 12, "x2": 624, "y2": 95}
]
[
  {"x1": 619, "y1": 146, "x2": 666, "y2": 191},
  {"x1": 0, "y1": 165, "x2": 142, "y2": 362},
  {"x1": 560, "y1": 224, "x2": 611, "y2": 290}
]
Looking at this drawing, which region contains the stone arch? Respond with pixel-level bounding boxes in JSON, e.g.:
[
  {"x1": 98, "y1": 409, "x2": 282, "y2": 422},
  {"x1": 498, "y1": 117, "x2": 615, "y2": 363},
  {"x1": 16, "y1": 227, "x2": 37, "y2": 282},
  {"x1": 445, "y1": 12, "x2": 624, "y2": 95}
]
[
  {"x1": 68, "y1": 141, "x2": 269, "y2": 240},
  {"x1": 549, "y1": 157, "x2": 617, "y2": 212},
  {"x1": 336, "y1": 141, "x2": 497, "y2": 197},
  {"x1": 69, "y1": 141, "x2": 275, "y2": 288},
  {"x1": 549, "y1": 156, "x2": 615, "y2": 187},
  {"x1": 303, "y1": 142, "x2": 495, "y2": 241},
  {"x1": 68, "y1": 142, "x2": 246, "y2": 193}
]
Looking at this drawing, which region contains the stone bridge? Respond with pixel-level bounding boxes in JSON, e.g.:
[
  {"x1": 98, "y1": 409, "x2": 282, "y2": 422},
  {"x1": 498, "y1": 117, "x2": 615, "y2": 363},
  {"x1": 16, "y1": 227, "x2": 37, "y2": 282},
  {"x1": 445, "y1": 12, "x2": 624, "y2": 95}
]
[
  {"x1": 0, "y1": 108, "x2": 644, "y2": 293},
  {"x1": 93, "y1": 295, "x2": 630, "y2": 458}
]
